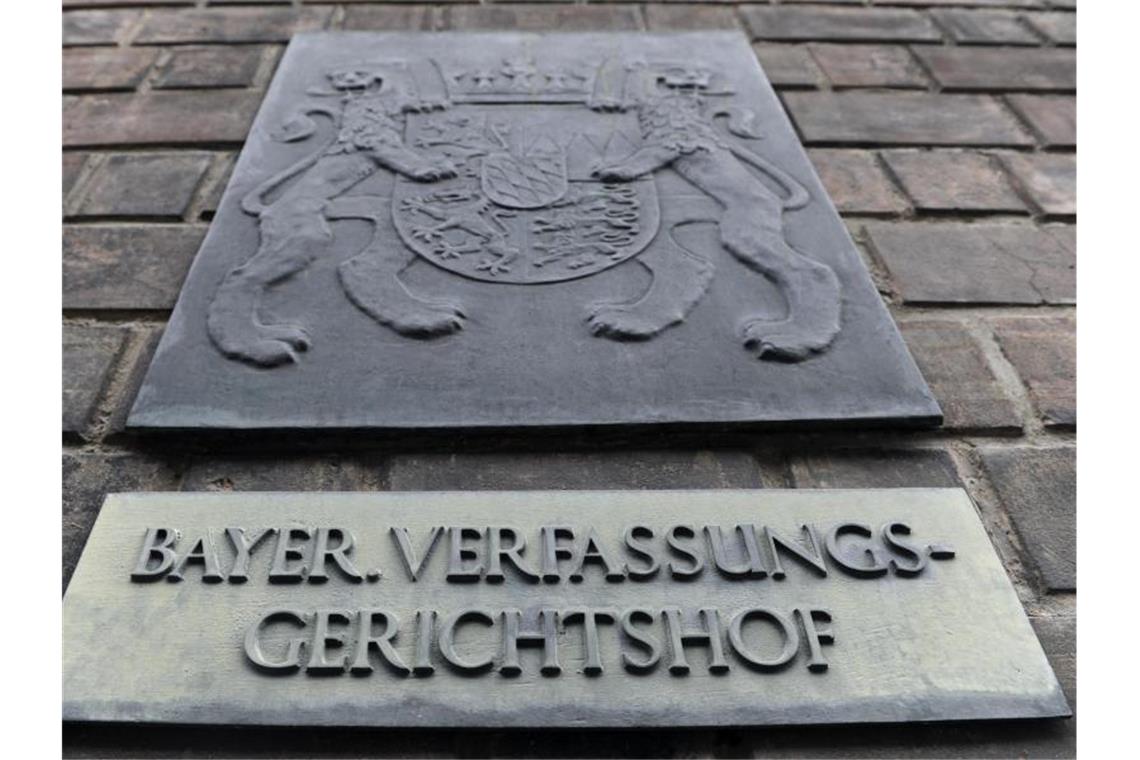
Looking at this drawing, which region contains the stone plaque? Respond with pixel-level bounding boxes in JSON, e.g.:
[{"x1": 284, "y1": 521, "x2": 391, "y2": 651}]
[
  {"x1": 64, "y1": 490, "x2": 1068, "y2": 727},
  {"x1": 127, "y1": 32, "x2": 940, "y2": 431}
]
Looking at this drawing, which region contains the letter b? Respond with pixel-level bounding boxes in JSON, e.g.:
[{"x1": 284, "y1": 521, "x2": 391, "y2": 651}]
[{"x1": 131, "y1": 528, "x2": 178, "y2": 582}]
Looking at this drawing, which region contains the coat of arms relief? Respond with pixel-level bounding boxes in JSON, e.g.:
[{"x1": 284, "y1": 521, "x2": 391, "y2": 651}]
[{"x1": 207, "y1": 56, "x2": 842, "y2": 368}]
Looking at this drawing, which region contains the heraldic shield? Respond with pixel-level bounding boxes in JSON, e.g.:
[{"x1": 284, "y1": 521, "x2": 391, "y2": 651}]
[{"x1": 392, "y1": 105, "x2": 661, "y2": 285}]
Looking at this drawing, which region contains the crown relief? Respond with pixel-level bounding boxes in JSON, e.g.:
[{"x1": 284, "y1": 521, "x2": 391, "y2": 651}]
[{"x1": 450, "y1": 58, "x2": 591, "y2": 96}]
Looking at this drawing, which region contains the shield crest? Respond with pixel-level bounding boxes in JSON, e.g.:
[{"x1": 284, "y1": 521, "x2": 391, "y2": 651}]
[
  {"x1": 481, "y1": 135, "x2": 568, "y2": 209},
  {"x1": 393, "y1": 104, "x2": 660, "y2": 285}
]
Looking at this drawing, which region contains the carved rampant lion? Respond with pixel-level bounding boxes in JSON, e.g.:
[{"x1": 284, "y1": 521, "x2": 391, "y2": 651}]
[
  {"x1": 586, "y1": 61, "x2": 841, "y2": 361},
  {"x1": 207, "y1": 63, "x2": 462, "y2": 367}
]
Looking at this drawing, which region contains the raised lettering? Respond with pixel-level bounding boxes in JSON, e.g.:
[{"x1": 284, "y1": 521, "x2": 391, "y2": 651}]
[
  {"x1": 244, "y1": 609, "x2": 308, "y2": 674},
  {"x1": 225, "y1": 527, "x2": 276, "y2": 583},
  {"x1": 130, "y1": 528, "x2": 177, "y2": 582}
]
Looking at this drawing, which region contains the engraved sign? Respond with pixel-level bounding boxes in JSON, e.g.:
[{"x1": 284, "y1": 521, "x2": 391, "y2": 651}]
[
  {"x1": 64, "y1": 490, "x2": 1069, "y2": 727},
  {"x1": 127, "y1": 32, "x2": 940, "y2": 431}
]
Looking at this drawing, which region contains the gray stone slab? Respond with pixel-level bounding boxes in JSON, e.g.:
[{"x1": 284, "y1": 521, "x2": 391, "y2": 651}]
[
  {"x1": 128, "y1": 32, "x2": 939, "y2": 433},
  {"x1": 64, "y1": 489, "x2": 1069, "y2": 727}
]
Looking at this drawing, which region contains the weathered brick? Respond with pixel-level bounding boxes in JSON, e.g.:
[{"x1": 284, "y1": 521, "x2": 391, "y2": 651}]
[
  {"x1": 63, "y1": 10, "x2": 138, "y2": 47},
  {"x1": 439, "y1": 5, "x2": 642, "y2": 32},
  {"x1": 979, "y1": 446, "x2": 1075, "y2": 592},
  {"x1": 341, "y1": 6, "x2": 436, "y2": 31},
  {"x1": 790, "y1": 449, "x2": 960, "y2": 489},
  {"x1": 63, "y1": 452, "x2": 182, "y2": 590},
  {"x1": 914, "y1": 47, "x2": 1075, "y2": 91},
  {"x1": 1030, "y1": 615, "x2": 1076, "y2": 707},
  {"x1": 1007, "y1": 94, "x2": 1075, "y2": 148},
  {"x1": 63, "y1": 324, "x2": 128, "y2": 438},
  {"x1": 181, "y1": 456, "x2": 374, "y2": 492},
  {"x1": 808, "y1": 44, "x2": 927, "y2": 88},
  {"x1": 63, "y1": 48, "x2": 159, "y2": 92},
  {"x1": 104, "y1": 326, "x2": 163, "y2": 439},
  {"x1": 1025, "y1": 11, "x2": 1077, "y2": 45},
  {"x1": 930, "y1": 9, "x2": 1042, "y2": 45},
  {"x1": 743, "y1": 7, "x2": 941, "y2": 43},
  {"x1": 63, "y1": 224, "x2": 205, "y2": 310},
  {"x1": 752, "y1": 44, "x2": 823, "y2": 88},
  {"x1": 807, "y1": 149, "x2": 908, "y2": 215},
  {"x1": 991, "y1": 317, "x2": 1076, "y2": 428},
  {"x1": 899, "y1": 321, "x2": 1021, "y2": 434},
  {"x1": 71, "y1": 152, "x2": 213, "y2": 219},
  {"x1": 64, "y1": 0, "x2": 190, "y2": 5},
  {"x1": 645, "y1": 5, "x2": 740, "y2": 31},
  {"x1": 886, "y1": 0, "x2": 1044, "y2": 6},
  {"x1": 63, "y1": 152, "x2": 88, "y2": 200},
  {"x1": 153, "y1": 46, "x2": 264, "y2": 89},
  {"x1": 200, "y1": 153, "x2": 237, "y2": 218},
  {"x1": 882, "y1": 149, "x2": 1026, "y2": 213},
  {"x1": 783, "y1": 92, "x2": 1032, "y2": 147},
  {"x1": 388, "y1": 451, "x2": 762, "y2": 491},
  {"x1": 1001, "y1": 152, "x2": 1076, "y2": 216},
  {"x1": 135, "y1": 8, "x2": 332, "y2": 45},
  {"x1": 867, "y1": 222, "x2": 1075, "y2": 305},
  {"x1": 64, "y1": 91, "x2": 260, "y2": 147}
]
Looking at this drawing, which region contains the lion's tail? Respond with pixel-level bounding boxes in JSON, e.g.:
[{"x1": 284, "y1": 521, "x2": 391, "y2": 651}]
[
  {"x1": 241, "y1": 109, "x2": 339, "y2": 216},
  {"x1": 728, "y1": 144, "x2": 811, "y2": 211}
]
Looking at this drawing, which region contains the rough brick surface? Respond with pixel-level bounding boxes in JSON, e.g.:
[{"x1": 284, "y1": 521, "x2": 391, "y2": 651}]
[
  {"x1": 1006, "y1": 94, "x2": 1076, "y2": 148},
  {"x1": 388, "y1": 451, "x2": 763, "y2": 491},
  {"x1": 438, "y1": 5, "x2": 642, "y2": 31},
  {"x1": 1031, "y1": 615, "x2": 1077, "y2": 707},
  {"x1": 63, "y1": 9, "x2": 139, "y2": 47},
  {"x1": 753, "y1": 44, "x2": 823, "y2": 88},
  {"x1": 790, "y1": 449, "x2": 961, "y2": 488},
  {"x1": 882, "y1": 149, "x2": 1026, "y2": 213},
  {"x1": 341, "y1": 5, "x2": 436, "y2": 31},
  {"x1": 62, "y1": 152, "x2": 87, "y2": 200},
  {"x1": 930, "y1": 9, "x2": 1042, "y2": 45},
  {"x1": 153, "y1": 46, "x2": 264, "y2": 89},
  {"x1": 63, "y1": 452, "x2": 182, "y2": 590},
  {"x1": 899, "y1": 321, "x2": 1021, "y2": 434},
  {"x1": 743, "y1": 7, "x2": 941, "y2": 42},
  {"x1": 63, "y1": 325, "x2": 128, "y2": 438},
  {"x1": 63, "y1": 48, "x2": 159, "y2": 92},
  {"x1": 1026, "y1": 11, "x2": 1077, "y2": 45},
  {"x1": 103, "y1": 326, "x2": 163, "y2": 439},
  {"x1": 1001, "y1": 152, "x2": 1077, "y2": 216},
  {"x1": 807, "y1": 149, "x2": 909, "y2": 215},
  {"x1": 63, "y1": 224, "x2": 205, "y2": 310},
  {"x1": 991, "y1": 317, "x2": 1076, "y2": 428},
  {"x1": 199, "y1": 153, "x2": 237, "y2": 218},
  {"x1": 645, "y1": 5, "x2": 740, "y2": 31},
  {"x1": 980, "y1": 447, "x2": 1075, "y2": 592},
  {"x1": 808, "y1": 44, "x2": 927, "y2": 88},
  {"x1": 181, "y1": 457, "x2": 377, "y2": 492},
  {"x1": 867, "y1": 222, "x2": 1075, "y2": 305},
  {"x1": 915, "y1": 47, "x2": 1076, "y2": 92},
  {"x1": 70, "y1": 153, "x2": 212, "y2": 219},
  {"x1": 783, "y1": 92, "x2": 1033, "y2": 146},
  {"x1": 135, "y1": 8, "x2": 332, "y2": 44},
  {"x1": 64, "y1": 91, "x2": 260, "y2": 147}
]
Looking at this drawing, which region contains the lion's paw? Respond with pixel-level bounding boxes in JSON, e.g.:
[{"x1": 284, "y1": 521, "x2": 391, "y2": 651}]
[
  {"x1": 740, "y1": 321, "x2": 832, "y2": 362},
  {"x1": 211, "y1": 322, "x2": 311, "y2": 367},
  {"x1": 409, "y1": 161, "x2": 457, "y2": 182},
  {"x1": 387, "y1": 302, "x2": 466, "y2": 337},
  {"x1": 587, "y1": 306, "x2": 669, "y2": 341}
]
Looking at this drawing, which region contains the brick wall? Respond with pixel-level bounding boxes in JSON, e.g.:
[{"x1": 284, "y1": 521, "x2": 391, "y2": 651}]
[{"x1": 62, "y1": 1, "x2": 1076, "y2": 757}]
